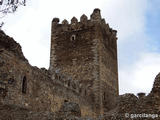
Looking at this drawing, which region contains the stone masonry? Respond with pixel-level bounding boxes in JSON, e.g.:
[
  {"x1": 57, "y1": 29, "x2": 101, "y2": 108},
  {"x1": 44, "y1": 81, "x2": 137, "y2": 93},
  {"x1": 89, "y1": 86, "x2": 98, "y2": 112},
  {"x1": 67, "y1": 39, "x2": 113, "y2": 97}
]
[
  {"x1": 0, "y1": 8, "x2": 160, "y2": 120},
  {"x1": 49, "y1": 8, "x2": 118, "y2": 114},
  {"x1": 0, "y1": 30, "x2": 95, "y2": 117}
]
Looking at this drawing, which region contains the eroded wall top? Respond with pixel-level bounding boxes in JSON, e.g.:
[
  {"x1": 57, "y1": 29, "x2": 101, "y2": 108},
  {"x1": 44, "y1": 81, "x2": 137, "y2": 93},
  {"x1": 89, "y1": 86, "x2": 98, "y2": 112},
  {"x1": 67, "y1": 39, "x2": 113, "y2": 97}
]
[{"x1": 0, "y1": 30, "x2": 28, "y2": 62}]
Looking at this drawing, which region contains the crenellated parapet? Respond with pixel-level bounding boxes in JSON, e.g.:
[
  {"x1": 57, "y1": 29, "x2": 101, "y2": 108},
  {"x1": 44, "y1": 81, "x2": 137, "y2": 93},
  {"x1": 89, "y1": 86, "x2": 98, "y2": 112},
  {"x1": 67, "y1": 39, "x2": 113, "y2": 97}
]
[
  {"x1": 51, "y1": 8, "x2": 117, "y2": 41},
  {"x1": 90, "y1": 8, "x2": 101, "y2": 21},
  {"x1": 50, "y1": 9, "x2": 118, "y2": 67},
  {"x1": 80, "y1": 14, "x2": 88, "y2": 24}
]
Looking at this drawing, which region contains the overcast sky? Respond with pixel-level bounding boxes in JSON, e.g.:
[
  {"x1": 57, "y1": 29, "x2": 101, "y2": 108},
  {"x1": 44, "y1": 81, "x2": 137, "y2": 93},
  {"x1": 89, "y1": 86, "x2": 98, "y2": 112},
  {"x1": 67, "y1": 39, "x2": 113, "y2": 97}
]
[{"x1": 1, "y1": 0, "x2": 160, "y2": 95}]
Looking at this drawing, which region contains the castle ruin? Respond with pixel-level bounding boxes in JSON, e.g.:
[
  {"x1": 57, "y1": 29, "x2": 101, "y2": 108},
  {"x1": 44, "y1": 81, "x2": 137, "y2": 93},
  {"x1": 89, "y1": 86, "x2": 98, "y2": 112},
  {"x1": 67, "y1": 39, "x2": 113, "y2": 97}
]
[
  {"x1": 0, "y1": 8, "x2": 118, "y2": 117},
  {"x1": 49, "y1": 8, "x2": 119, "y2": 114},
  {"x1": 0, "y1": 8, "x2": 159, "y2": 120}
]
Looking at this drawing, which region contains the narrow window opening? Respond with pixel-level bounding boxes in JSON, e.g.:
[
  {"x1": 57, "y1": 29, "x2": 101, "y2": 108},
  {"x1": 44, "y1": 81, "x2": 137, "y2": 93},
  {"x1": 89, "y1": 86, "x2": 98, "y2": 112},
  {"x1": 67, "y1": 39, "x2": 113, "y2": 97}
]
[
  {"x1": 22, "y1": 76, "x2": 27, "y2": 94},
  {"x1": 72, "y1": 36, "x2": 75, "y2": 41},
  {"x1": 70, "y1": 35, "x2": 76, "y2": 41}
]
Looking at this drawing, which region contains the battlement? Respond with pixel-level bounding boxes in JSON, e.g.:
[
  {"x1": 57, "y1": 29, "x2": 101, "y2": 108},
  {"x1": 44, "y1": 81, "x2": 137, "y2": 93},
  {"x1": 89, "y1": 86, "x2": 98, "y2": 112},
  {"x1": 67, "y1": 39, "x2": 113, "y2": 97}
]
[{"x1": 51, "y1": 8, "x2": 117, "y2": 40}]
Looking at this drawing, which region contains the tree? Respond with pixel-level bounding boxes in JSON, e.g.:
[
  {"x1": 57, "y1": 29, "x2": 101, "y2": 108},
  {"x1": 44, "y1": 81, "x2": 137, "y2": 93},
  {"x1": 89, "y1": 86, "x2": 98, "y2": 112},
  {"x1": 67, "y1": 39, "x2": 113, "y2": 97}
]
[
  {"x1": 0, "y1": 0, "x2": 26, "y2": 28},
  {"x1": 0, "y1": 0, "x2": 26, "y2": 18}
]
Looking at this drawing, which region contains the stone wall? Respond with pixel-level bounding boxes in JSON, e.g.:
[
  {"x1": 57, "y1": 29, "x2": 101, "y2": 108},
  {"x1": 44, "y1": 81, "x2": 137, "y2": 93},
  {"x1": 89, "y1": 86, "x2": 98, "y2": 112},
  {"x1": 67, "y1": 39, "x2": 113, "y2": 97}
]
[
  {"x1": 102, "y1": 73, "x2": 160, "y2": 120},
  {"x1": 49, "y1": 8, "x2": 119, "y2": 114},
  {"x1": 1, "y1": 8, "x2": 160, "y2": 119},
  {"x1": 0, "y1": 30, "x2": 95, "y2": 117},
  {"x1": 98, "y1": 23, "x2": 119, "y2": 113},
  {"x1": 1, "y1": 73, "x2": 160, "y2": 120}
]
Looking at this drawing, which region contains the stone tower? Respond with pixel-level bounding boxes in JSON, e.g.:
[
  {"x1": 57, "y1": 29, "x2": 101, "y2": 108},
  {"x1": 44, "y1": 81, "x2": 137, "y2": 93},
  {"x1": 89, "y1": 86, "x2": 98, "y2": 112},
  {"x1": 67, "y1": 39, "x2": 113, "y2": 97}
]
[{"x1": 49, "y1": 8, "x2": 119, "y2": 114}]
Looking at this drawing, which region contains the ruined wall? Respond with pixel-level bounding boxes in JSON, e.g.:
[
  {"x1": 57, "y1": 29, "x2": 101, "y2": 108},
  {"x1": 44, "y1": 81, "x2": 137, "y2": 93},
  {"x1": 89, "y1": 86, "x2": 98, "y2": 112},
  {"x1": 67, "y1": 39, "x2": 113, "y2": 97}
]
[
  {"x1": 49, "y1": 8, "x2": 118, "y2": 114},
  {"x1": 100, "y1": 73, "x2": 160, "y2": 120},
  {"x1": 0, "y1": 38, "x2": 53, "y2": 111},
  {"x1": 1, "y1": 9, "x2": 160, "y2": 120},
  {"x1": 0, "y1": 30, "x2": 95, "y2": 117}
]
